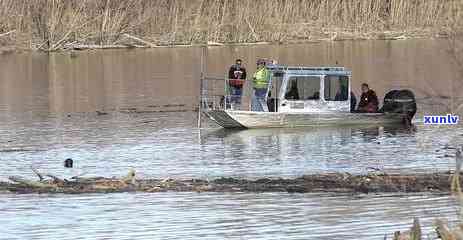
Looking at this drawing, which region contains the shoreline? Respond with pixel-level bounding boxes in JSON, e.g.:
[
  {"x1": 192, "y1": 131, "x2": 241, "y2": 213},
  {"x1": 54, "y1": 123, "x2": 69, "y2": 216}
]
[{"x1": 0, "y1": 30, "x2": 449, "y2": 54}]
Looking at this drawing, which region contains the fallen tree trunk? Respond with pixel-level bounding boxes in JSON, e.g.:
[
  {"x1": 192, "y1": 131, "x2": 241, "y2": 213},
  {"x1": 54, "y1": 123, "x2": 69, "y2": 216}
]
[{"x1": 0, "y1": 171, "x2": 460, "y2": 194}]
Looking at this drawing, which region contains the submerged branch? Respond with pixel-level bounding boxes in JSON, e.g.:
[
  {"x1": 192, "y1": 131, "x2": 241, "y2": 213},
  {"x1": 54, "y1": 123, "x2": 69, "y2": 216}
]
[{"x1": 30, "y1": 166, "x2": 44, "y2": 181}]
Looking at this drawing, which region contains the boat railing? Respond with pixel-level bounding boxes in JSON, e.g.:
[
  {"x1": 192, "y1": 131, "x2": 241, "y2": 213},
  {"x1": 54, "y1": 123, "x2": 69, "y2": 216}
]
[{"x1": 200, "y1": 75, "x2": 250, "y2": 112}]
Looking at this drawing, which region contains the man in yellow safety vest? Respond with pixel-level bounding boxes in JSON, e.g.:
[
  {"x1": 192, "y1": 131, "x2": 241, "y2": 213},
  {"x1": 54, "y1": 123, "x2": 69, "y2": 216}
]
[{"x1": 252, "y1": 59, "x2": 270, "y2": 111}]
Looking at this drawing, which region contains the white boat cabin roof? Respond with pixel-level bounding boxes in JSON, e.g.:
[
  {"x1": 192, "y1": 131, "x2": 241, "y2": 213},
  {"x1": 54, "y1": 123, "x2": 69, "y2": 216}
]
[
  {"x1": 267, "y1": 65, "x2": 351, "y2": 76},
  {"x1": 264, "y1": 64, "x2": 353, "y2": 113}
]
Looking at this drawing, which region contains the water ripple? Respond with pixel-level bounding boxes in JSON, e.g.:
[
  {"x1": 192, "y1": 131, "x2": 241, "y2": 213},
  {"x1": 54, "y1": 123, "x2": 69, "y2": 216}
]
[{"x1": 0, "y1": 192, "x2": 458, "y2": 240}]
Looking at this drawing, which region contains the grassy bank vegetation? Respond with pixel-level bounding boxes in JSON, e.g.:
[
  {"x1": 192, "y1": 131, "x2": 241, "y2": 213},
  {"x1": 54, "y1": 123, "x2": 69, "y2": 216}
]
[{"x1": 0, "y1": 0, "x2": 462, "y2": 51}]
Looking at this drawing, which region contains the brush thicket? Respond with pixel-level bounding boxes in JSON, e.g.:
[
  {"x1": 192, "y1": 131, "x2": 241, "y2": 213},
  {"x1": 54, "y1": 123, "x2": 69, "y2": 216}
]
[{"x1": 0, "y1": 0, "x2": 462, "y2": 50}]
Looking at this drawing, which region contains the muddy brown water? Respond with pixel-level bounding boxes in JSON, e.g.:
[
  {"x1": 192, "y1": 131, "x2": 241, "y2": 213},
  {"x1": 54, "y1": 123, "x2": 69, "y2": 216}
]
[
  {"x1": 1, "y1": 39, "x2": 462, "y2": 115},
  {"x1": 1, "y1": 39, "x2": 462, "y2": 239}
]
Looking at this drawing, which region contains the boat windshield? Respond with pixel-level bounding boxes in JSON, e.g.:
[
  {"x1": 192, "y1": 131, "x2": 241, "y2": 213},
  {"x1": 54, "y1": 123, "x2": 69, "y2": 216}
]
[
  {"x1": 284, "y1": 76, "x2": 320, "y2": 100},
  {"x1": 324, "y1": 75, "x2": 349, "y2": 101}
]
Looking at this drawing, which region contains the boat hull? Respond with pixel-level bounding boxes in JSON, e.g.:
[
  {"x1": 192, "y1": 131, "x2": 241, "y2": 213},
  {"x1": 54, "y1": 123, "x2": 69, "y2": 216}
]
[{"x1": 205, "y1": 110, "x2": 408, "y2": 128}]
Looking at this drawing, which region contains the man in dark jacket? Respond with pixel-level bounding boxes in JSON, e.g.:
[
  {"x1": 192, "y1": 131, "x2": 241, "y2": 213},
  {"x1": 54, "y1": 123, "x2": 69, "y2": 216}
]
[
  {"x1": 228, "y1": 59, "x2": 247, "y2": 80},
  {"x1": 357, "y1": 83, "x2": 379, "y2": 112},
  {"x1": 227, "y1": 59, "x2": 247, "y2": 107}
]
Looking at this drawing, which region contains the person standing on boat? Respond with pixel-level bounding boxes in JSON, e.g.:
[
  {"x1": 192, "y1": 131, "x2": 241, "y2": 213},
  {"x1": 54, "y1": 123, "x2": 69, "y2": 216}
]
[
  {"x1": 357, "y1": 83, "x2": 379, "y2": 113},
  {"x1": 227, "y1": 59, "x2": 247, "y2": 107},
  {"x1": 251, "y1": 59, "x2": 270, "y2": 111}
]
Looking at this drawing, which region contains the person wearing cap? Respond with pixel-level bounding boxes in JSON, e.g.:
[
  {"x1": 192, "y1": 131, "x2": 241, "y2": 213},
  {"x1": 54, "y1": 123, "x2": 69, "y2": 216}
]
[
  {"x1": 227, "y1": 59, "x2": 247, "y2": 106},
  {"x1": 252, "y1": 59, "x2": 270, "y2": 111}
]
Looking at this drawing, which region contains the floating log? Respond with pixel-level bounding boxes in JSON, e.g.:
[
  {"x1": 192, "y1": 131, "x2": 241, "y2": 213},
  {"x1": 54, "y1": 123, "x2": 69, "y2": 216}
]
[{"x1": 0, "y1": 171, "x2": 461, "y2": 194}]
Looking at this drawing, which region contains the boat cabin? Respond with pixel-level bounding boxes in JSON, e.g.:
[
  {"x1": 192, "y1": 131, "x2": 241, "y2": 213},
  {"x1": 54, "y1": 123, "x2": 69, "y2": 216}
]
[{"x1": 265, "y1": 65, "x2": 352, "y2": 113}]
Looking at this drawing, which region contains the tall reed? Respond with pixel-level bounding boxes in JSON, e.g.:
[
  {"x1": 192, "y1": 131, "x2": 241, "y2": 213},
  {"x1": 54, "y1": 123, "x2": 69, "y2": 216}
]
[{"x1": 0, "y1": 0, "x2": 461, "y2": 50}]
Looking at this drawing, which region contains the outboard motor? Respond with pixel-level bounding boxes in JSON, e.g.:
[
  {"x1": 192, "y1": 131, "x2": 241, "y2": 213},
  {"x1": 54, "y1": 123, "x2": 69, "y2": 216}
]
[{"x1": 380, "y1": 89, "x2": 417, "y2": 123}]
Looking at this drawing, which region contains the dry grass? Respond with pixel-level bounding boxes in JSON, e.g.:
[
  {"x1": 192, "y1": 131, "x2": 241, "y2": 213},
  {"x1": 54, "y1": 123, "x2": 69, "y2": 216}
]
[
  {"x1": 390, "y1": 148, "x2": 463, "y2": 240},
  {"x1": 0, "y1": 0, "x2": 462, "y2": 51}
]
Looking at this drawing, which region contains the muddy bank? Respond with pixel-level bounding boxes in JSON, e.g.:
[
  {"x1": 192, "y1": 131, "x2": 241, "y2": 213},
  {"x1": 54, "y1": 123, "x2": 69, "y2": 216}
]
[{"x1": 1, "y1": 171, "x2": 459, "y2": 194}]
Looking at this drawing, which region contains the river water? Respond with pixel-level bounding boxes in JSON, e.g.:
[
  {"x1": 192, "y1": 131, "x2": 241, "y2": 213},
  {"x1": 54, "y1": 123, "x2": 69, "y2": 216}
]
[{"x1": 1, "y1": 39, "x2": 463, "y2": 239}]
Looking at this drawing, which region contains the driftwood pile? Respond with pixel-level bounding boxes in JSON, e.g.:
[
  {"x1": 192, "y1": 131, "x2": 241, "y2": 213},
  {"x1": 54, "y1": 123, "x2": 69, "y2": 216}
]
[{"x1": 0, "y1": 168, "x2": 460, "y2": 194}]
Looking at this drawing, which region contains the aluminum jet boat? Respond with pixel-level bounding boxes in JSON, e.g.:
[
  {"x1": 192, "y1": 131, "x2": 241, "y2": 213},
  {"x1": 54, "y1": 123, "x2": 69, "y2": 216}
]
[{"x1": 200, "y1": 64, "x2": 416, "y2": 129}]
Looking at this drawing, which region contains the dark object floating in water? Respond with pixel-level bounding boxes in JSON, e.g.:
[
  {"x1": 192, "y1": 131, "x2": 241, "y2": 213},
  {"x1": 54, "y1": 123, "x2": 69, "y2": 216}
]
[
  {"x1": 119, "y1": 108, "x2": 190, "y2": 114},
  {"x1": 141, "y1": 120, "x2": 156, "y2": 124},
  {"x1": 64, "y1": 158, "x2": 73, "y2": 168},
  {"x1": 96, "y1": 111, "x2": 108, "y2": 116},
  {"x1": 120, "y1": 107, "x2": 137, "y2": 111},
  {"x1": 162, "y1": 104, "x2": 186, "y2": 108},
  {"x1": 443, "y1": 145, "x2": 456, "y2": 150}
]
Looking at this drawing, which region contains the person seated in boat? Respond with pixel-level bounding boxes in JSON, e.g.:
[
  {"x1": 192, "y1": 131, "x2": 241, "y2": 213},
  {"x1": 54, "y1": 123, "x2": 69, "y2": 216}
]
[
  {"x1": 251, "y1": 59, "x2": 270, "y2": 111},
  {"x1": 306, "y1": 91, "x2": 319, "y2": 100},
  {"x1": 227, "y1": 59, "x2": 247, "y2": 106},
  {"x1": 285, "y1": 81, "x2": 300, "y2": 100},
  {"x1": 357, "y1": 83, "x2": 379, "y2": 113}
]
